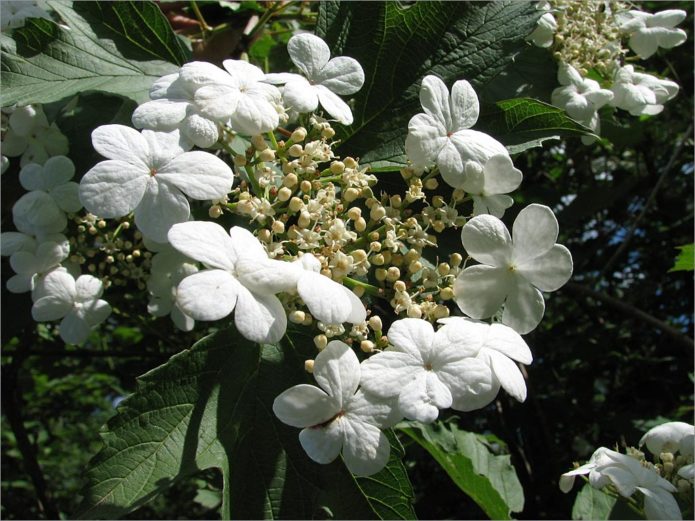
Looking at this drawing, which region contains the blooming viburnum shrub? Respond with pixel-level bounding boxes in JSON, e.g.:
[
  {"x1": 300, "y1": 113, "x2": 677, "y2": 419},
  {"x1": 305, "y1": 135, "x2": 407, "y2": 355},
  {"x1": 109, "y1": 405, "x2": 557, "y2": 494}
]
[{"x1": 0, "y1": 1, "x2": 690, "y2": 519}]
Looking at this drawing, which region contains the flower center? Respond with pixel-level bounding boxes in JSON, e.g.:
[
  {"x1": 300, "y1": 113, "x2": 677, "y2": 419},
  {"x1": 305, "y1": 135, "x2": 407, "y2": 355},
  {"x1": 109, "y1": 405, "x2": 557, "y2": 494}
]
[
  {"x1": 310, "y1": 410, "x2": 345, "y2": 429},
  {"x1": 149, "y1": 167, "x2": 157, "y2": 177},
  {"x1": 424, "y1": 362, "x2": 433, "y2": 371}
]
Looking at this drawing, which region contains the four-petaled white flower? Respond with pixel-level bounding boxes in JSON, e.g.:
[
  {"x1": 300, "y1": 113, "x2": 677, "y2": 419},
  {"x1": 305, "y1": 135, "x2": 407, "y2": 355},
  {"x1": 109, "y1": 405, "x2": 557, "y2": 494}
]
[
  {"x1": 273, "y1": 340, "x2": 396, "y2": 476},
  {"x1": 550, "y1": 64, "x2": 614, "y2": 127},
  {"x1": 147, "y1": 247, "x2": 199, "y2": 332},
  {"x1": 610, "y1": 65, "x2": 679, "y2": 117},
  {"x1": 182, "y1": 60, "x2": 281, "y2": 136},
  {"x1": 405, "y1": 75, "x2": 508, "y2": 189},
  {"x1": 167, "y1": 221, "x2": 296, "y2": 343},
  {"x1": 132, "y1": 71, "x2": 220, "y2": 149},
  {"x1": 560, "y1": 447, "x2": 682, "y2": 521},
  {"x1": 290, "y1": 253, "x2": 366, "y2": 325},
  {"x1": 528, "y1": 2, "x2": 557, "y2": 48},
  {"x1": 7, "y1": 236, "x2": 69, "y2": 293},
  {"x1": 460, "y1": 154, "x2": 522, "y2": 218},
  {"x1": 1, "y1": 105, "x2": 68, "y2": 166},
  {"x1": 79, "y1": 125, "x2": 233, "y2": 242},
  {"x1": 639, "y1": 421, "x2": 695, "y2": 457},
  {"x1": 264, "y1": 33, "x2": 365, "y2": 125},
  {"x1": 454, "y1": 204, "x2": 573, "y2": 334},
  {"x1": 618, "y1": 9, "x2": 687, "y2": 59},
  {"x1": 19, "y1": 156, "x2": 82, "y2": 213},
  {"x1": 31, "y1": 270, "x2": 111, "y2": 345}
]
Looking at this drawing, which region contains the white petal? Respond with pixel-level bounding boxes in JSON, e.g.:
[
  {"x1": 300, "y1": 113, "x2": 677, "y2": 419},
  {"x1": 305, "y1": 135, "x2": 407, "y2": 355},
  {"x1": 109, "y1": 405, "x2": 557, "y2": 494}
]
[
  {"x1": 229, "y1": 226, "x2": 267, "y2": 261},
  {"x1": 313, "y1": 340, "x2": 360, "y2": 407},
  {"x1": 74, "y1": 275, "x2": 103, "y2": 302},
  {"x1": 398, "y1": 371, "x2": 451, "y2": 422},
  {"x1": 485, "y1": 323, "x2": 532, "y2": 364},
  {"x1": 297, "y1": 271, "x2": 358, "y2": 324},
  {"x1": 288, "y1": 33, "x2": 330, "y2": 78},
  {"x1": 134, "y1": 180, "x2": 190, "y2": 243},
  {"x1": 650, "y1": 9, "x2": 686, "y2": 28},
  {"x1": 51, "y1": 182, "x2": 82, "y2": 213},
  {"x1": 282, "y1": 78, "x2": 319, "y2": 113},
  {"x1": 222, "y1": 59, "x2": 265, "y2": 83},
  {"x1": 639, "y1": 422, "x2": 695, "y2": 456},
  {"x1": 454, "y1": 265, "x2": 511, "y2": 320},
  {"x1": 181, "y1": 113, "x2": 219, "y2": 149},
  {"x1": 13, "y1": 191, "x2": 67, "y2": 235},
  {"x1": 342, "y1": 286, "x2": 367, "y2": 324},
  {"x1": 10, "y1": 251, "x2": 39, "y2": 276},
  {"x1": 640, "y1": 487, "x2": 682, "y2": 521},
  {"x1": 273, "y1": 384, "x2": 337, "y2": 428},
  {"x1": 655, "y1": 28, "x2": 687, "y2": 49},
  {"x1": 461, "y1": 214, "x2": 513, "y2": 266},
  {"x1": 473, "y1": 195, "x2": 514, "y2": 218},
  {"x1": 176, "y1": 270, "x2": 239, "y2": 321},
  {"x1": 179, "y1": 61, "x2": 233, "y2": 88},
  {"x1": 482, "y1": 154, "x2": 522, "y2": 194},
  {"x1": 405, "y1": 113, "x2": 447, "y2": 167},
  {"x1": 148, "y1": 73, "x2": 180, "y2": 99},
  {"x1": 32, "y1": 296, "x2": 74, "y2": 321},
  {"x1": 233, "y1": 287, "x2": 287, "y2": 343},
  {"x1": 431, "y1": 317, "x2": 486, "y2": 361},
  {"x1": 299, "y1": 421, "x2": 344, "y2": 465},
  {"x1": 7, "y1": 274, "x2": 33, "y2": 293},
  {"x1": 420, "y1": 75, "x2": 452, "y2": 130},
  {"x1": 501, "y1": 278, "x2": 545, "y2": 335},
  {"x1": 437, "y1": 139, "x2": 465, "y2": 188},
  {"x1": 142, "y1": 129, "x2": 190, "y2": 166},
  {"x1": 230, "y1": 93, "x2": 280, "y2": 135},
  {"x1": 84, "y1": 299, "x2": 111, "y2": 327},
  {"x1": 317, "y1": 56, "x2": 365, "y2": 95},
  {"x1": 485, "y1": 349, "x2": 526, "y2": 402},
  {"x1": 386, "y1": 318, "x2": 434, "y2": 361},
  {"x1": 450, "y1": 79, "x2": 479, "y2": 130},
  {"x1": 264, "y1": 72, "x2": 304, "y2": 84},
  {"x1": 58, "y1": 311, "x2": 92, "y2": 344},
  {"x1": 450, "y1": 130, "x2": 508, "y2": 172},
  {"x1": 132, "y1": 99, "x2": 188, "y2": 130},
  {"x1": 195, "y1": 84, "x2": 239, "y2": 121},
  {"x1": 0, "y1": 232, "x2": 36, "y2": 256},
  {"x1": 171, "y1": 305, "x2": 195, "y2": 332},
  {"x1": 316, "y1": 85, "x2": 353, "y2": 125},
  {"x1": 359, "y1": 350, "x2": 423, "y2": 398},
  {"x1": 157, "y1": 151, "x2": 233, "y2": 200},
  {"x1": 511, "y1": 204, "x2": 559, "y2": 264},
  {"x1": 19, "y1": 163, "x2": 44, "y2": 191},
  {"x1": 516, "y1": 244, "x2": 573, "y2": 292},
  {"x1": 341, "y1": 419, "x2": 390, "y2": 477},
  {"x1": 236, "y1": 257, "x2": 299, "y2": 294},
  {"x1": 168, "y1": 221, "x2": 236, "y2": 271},
  {"x1": 346, "y1": 390, "x2": 399, "y2": 429},
  {"x1": 436, "y1": 356, "x2": 497, "y2": 412},
  {"x1": 91, "y1": 125, "x2": 150, "y2": 167},
  {"x1": 629, "y1": 28, "x2": 661, "y2": 59},
  {"x1": 79, "y1": 160, "x2": 148, "y2": 218}
]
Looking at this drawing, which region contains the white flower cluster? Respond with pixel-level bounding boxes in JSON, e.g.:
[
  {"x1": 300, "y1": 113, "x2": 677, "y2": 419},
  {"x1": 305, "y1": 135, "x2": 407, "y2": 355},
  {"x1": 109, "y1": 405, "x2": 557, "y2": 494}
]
[
  {"x1": 527, "y1": 2, "x2": 685, "y2": 140},
  {"x1": 274, "y1": 317, "x2": 532, "y2": 476},
  {"x1": 560, "y1": 421, "x2": 694, "y2": 520},
  {"x1": 1, "y1": 105, "x2": 68, "y2": 169}
]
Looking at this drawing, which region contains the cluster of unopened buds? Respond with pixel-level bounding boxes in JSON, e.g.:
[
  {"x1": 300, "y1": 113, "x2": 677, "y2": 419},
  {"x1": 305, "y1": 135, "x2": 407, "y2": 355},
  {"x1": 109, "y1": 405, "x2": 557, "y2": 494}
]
[{"x1": 3, "y1": 24, "x2": 622, "y2": 477}]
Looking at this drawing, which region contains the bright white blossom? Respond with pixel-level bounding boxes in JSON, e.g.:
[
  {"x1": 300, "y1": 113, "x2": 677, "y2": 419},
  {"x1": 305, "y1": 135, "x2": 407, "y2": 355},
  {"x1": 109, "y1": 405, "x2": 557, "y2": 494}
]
[
  {"x1": 12, "y1": 190, "x2": 68, "y2": 236},
  {"x1": 618, "y1": 9, "x2": 687, "y2": 59},
  {"x1": 551, "y1": 63, "x2": 613, "y2": 126},
  {"x1": 79, "y1": 125, "x2": 233, "y2": 242},
  {"x1": 19, "y1": 156, "x2": 82, "y2": 213},
  {"x1": 132, "y1": 72, "x2": 220, "y2": 148},
  {"x1": 182, "y1": 60, "x2": 281, "y2": 135},
  {"x1": 405, "y1": 75, "x2": 508, "y2": 189},
  {"x1": 528, "y1": 2, "x2": 557, "y2": 48},
  {"x1": 639, "y1": 422, "x2": 695, "y2": 457},
  {"x1": 610, "y1": 65, "x2": 679, "y2": 117},
  {"x1": 454, "y1": 204, "x2": 573, "y2": 334},
  {"x1": 167, "y1": 222, "x2": 295, "y2": 343},
  {"x1": 1, "y1": 1, "x2": 51, "y2": 31},
  {"x1": 290, "y1": 253, "x2": 366, "y2": 325},
  {"x1": 31, "y1": 270, "x2": 111, "y2": 344},
  {"x1": 147, "y1": 248, "x2": 198, "y2": 332},
  {"x1": 460, "y1": 154, "x2": 522, "y2": 217},
  {"x1": 273, "y1": 340, "x2": 396, "y2": 476},
  {"x1": 1, "y1": 105, "x2": 68, "y2": 165},
  {"x1": 6, "y1": 236, "x2": 69, "y2": 293},
  {"x1": 265, "y1": 33, "x2": 365, "y2": 125},
  {"x1": 560, "y1": 447, "x2": 682, "y2": 520}
]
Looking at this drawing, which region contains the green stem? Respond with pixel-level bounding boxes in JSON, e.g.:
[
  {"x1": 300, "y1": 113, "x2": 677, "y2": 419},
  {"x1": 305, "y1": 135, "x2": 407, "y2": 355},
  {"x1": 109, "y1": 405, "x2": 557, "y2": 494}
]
[
  {"x1": 189, "y1": 1, "x2": 211, "y2": 32},
  {"x1": 243, "y1": 166, "x2": 263, "y2": 196},
  {"x1": 267, "y1": 131, "x2": 280, "y2": 150},
  {"x1": 343, "y1": 277, "x2": 383, "y2": 298}
]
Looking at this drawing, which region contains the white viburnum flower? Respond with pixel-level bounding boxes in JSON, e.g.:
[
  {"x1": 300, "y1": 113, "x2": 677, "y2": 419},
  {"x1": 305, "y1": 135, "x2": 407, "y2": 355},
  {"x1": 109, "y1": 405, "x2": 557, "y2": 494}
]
[
  {"x1": 147, "y1": 247, "x2": 198, "y2": 332},
  {"x1": 19, "y1": 156, "x2": 82, "y2": 213},
  {"x1": 1, "y1": 231, "x2": 37, "y2": 257},
  {"x1": 453, "y1": 204, "x2": 573, "y2": 334},
  {"x1": 528, "y1": 2, "x2": 557, "y2": 48},
  {"x1": 167, "y1": 222, "x2": 295, "y2": 343},
  {"x1": 1, "y1": 105, "x2": 68, "y2": 166},
  {"x1": 618, "y1": 9, "x2": 687, "y2": 59},
  {"x1": 182, "y1": 60, "x2": 281, "y2": 136},
  {"x1": 360, "y1": 318, "x2": 532, "y2": 421},
  {"x1": 12, "y1": 190, "x2": 68, "y2": 236},
  {"x1": 264, "y1": 33, "x2": 365, "y2": 125},
  {"x1": 560, "y1": 447, "x2": 682, "y2": 520},
  {"x1": 31, "y1": 270, "x2": 111, "y2": 345},
  {"x1": 0, "y1": 1, "x2": 51, "y2": 31},
  {"x1": 79, "y1": 125, "x2": 233, "y2": 243},
  {"x1": 610, "y1": 65, "x2": 679, "y2": 117},
  {"x1": 6, "y1": 236, "x2": 69, "y2": 293},
  {"x1": 273, "y1": 340, "x2": 397, "y2": 477},
  {"x1": 639, "y1": 422, "x2": 695, "y2": 457},
  {"x1": 460, "y1": 154, "x2": 522, "y2": 218},
  {"x1": 290, "y1": 253, "x2": 367, "y2": 325},
  {"x1": 550, "y1": 63, "x2": 614, "y2": 125},
  {"x1": 132, "y1": 71, "x2": 221, "y2": 149},
  {"x1": 405, "y1": 75, "x2": 508, "y2": 189}
]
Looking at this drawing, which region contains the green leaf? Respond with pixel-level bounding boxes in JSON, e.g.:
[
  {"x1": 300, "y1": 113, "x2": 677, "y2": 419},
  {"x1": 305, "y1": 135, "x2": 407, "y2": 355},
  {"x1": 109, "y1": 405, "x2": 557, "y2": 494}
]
[
  {"x1": 571, "y1": 483, "x2": 618, "y2": 520},
  {"x1": 315, "y1": 1, "x2": 542, "y2": 170},
  {"x1": 476, "y1": 98, "x2": 596, "y2": 154},
  {"x1": 669, "y1": 244, "x2": 694, "y2": 272},
  {"x1": 77, "y1": 328, "x2": 415, "y2": 519},
  {"x1": 399, "y1": 421, "x2": 524, "y2": 520},
  {"x1": 1, "y1": 0, "x2": 189, "y2": 107}
]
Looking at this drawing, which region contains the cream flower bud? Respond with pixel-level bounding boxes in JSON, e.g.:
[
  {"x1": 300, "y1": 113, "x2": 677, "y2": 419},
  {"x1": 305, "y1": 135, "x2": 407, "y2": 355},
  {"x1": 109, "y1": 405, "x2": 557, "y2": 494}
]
[
  {"x1": 450, "y1": 253, "x2": 463, "y2": 267},
  {"x1": 354, "y1": 217, "x2": 367, "y2": 232},
  {"x1": 393, "y1": 280, "x2": 406, "y2": 292},
  {"x1": 437, "y1": 263, "x2": 450, "y2": 276},
  {"x1": 283, "y1": 173, "x2": 298, "y2": 188},
  {"x1": 386, "y1": 267, "x2": 401, "y2": 282},
  {"x1": 407, "y1": 304, "x2": 422, "y2": 318},
  {"x1": 408, "y1": 260, "x2": 422, "y2": 273},
  {"x1": 289, "y1": 310, "x2": 306, "y2": 324},
  {"x1": 289, "y1": 197, "x2": 304, "y2": 212},
  {"x1": 370, "y1": 205, "x2": 386, "y2": 221},
  {"x1": 258, "y1": 229, "x2": 271, "y2": 243},
  {"x1": 304, "y1": 359, "x2": 314, "y2": 373},
  {"x1": 300, "y1": 180, "x2": 312, "y2": 193},
  {"x1": 251, "y1": 135, "x2": 268, "y2": 151},
  {"x1": 440, "y1": 287, "x2": 454, "y2": 300},
  {"x1": 372, "y1": 254, "x2": 385, "y2": 266},
  {"x1": 360, "y1": 340, "x2": 375, "y2": 353},
  {"x1": 298, "y1": 211, "x2": 311, "y2": 229},
  {"x1": 368, "y1": 316, "x2": 382, "y2": 331},
  {"x1": 290, "y1": 127, "x2": 307, "y2": 142},
  {"x1": 289, "y1": 144, "x2": 303, "y2": 157},
  {"x1": 375, "y1": 268, "x2": 387, "y2": 281},
  {"x1": 424, "y1": 178, "x2": 438, "y2": 190},
  {"x1": 321, "y1": 127, "x2": 335, "y2": 139},
  {"x1": 343, "y1": 187, "x2": 360, "y2": 202},
  {"x1": 277, "y1": 186, "x2": 292, "y2": 202},
  {"x1": 344, "y1": 157, "x2": 357, "y2": 169},
  {"x1": 259, "y1": 148, "x2": 276, "y2": 162},
  {"x1": 314, "y1": 334, "x2": 328, "y2": 350},
  {"x1": 370, "y1": 241, "x2": 382, "y2": 253},
  {"x1": 330, "y1": 161, "x2": 345, "y2": 174},
  {"x1": 347, "y1": 207, "x2": 362, "y2": 220},
  {"x1": 209, "y1": 205, "x2": 223, "y2": 218},
  {"x1": 271, "y1": 220, "x2": 285, "y2": 234}
]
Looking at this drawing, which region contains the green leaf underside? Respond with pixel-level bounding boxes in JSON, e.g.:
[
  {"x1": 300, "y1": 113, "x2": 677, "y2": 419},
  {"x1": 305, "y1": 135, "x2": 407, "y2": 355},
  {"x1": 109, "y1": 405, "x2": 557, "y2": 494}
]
[
  {"x1": 316, "y1": 1, "x2": 543, "y2": 170},
  {"x1": 1, "y1": 0, "x2": 189, "y2": 107},
  {"x1": 77, "y1": 328, "x2": 415, "y2": 519},
  {"x1": 399, "y1": 421, "x2": 524, "y2": 520},
  {"x1": 571, "y1": 483, "x2": 618, "y2": 520},
  {"x1": 669, "y1": 244, "x2": 694, "y2": 272}
]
